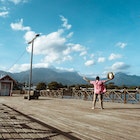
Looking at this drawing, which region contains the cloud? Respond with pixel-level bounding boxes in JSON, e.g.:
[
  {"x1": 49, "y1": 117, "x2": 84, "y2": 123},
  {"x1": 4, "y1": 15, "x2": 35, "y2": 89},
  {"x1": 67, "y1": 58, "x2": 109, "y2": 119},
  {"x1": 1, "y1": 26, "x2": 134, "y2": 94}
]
[
  {"x1": 66, "y1": 32, "x2": 73, "y2": 38},
  {"x1": 9, "y1": 0, "x2": 28, "y2": 4},
  {"x1": 10, "y1": 19, "x2": 31, "y2": 31},
  {"x1": 26, "y1": 29, "x2": 72, "y2": 64},
  {"x1": 60, "y1": 15, "x2": 72, "y2": 30},
  {"x1": 0, "y1": 0, "x2": 28, "y2": 18},
  {"x1": 0, "y1": 6, "x2": 9, "y2": 17},
  {"x1": 9, "y1": 63, "x2": 30, "y2": 73},
  {"x1": 25, "y1": 30, "x2": 86, "y2": 64},
  {"x1": 68, "y1": 43, "x2": 86, "y2": 52},
  {"x1": 0, "y1": 11, "x2": 9, "y2": 17},
  {"x1": 24, "y1": 30, "x2": 37, "y2": 43},
  {"x1": 116, "y1": 42, "x2": 127, "y2": 48},
  {"x1": 63, "y1": 43, "x2": 86, "y2": 57},
  {"x1": 9, "y1": 63, "x2": 51, "y2": 73},
  {"x1": 26, "y1": 29, "x2": 66, "y2": 54},
  {"x1": 108, "y1": 53, "x2": 122, "y2": 60},
  {"x1": 98, "y1": 57, "x2": 105, "y2": 63},
  {"x1": 85, "y1": 60, "x2": 94, "y2": 66},
  {"x1": 80, "y1": 51, "x2": 87, "y2": 56},
  {"x1": 108, "y1": 62, "x2": 130, "y2": 72},
  {"x1": 10, "y1": 16, "x2": 87, "y2": 72},
  {"x1": 56, "y1": 67, "x2": 75, "y2": 72}
]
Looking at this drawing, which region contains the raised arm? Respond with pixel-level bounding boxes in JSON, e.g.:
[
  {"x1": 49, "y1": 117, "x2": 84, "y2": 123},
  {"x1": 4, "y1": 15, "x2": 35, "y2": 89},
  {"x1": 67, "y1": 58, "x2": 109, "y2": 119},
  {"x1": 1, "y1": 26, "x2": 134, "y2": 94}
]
[
  {"x1": 104, "y1": 79, "x2": 112, "y2": 83},
  {"x1": 83, "y1": 76, "x2": 90, "y2": 83}
]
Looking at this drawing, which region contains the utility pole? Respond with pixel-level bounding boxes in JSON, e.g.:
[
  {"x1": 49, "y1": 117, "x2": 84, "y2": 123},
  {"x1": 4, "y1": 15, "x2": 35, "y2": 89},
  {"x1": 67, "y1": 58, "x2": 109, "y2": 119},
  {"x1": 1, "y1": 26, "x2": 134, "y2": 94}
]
[{"x1": 28, "y1": 34, "x2": 40, "y2": 100}]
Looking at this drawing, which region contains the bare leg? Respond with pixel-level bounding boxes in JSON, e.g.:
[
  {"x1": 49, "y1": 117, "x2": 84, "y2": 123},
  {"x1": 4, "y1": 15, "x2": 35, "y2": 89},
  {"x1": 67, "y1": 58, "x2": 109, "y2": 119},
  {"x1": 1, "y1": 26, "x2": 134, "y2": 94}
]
[
  {"x1": 92, "y1": 94, "x2": 97, "y2": 109},
  {"x1": 98, "y1": 94, "x2": 104, "y2": 109},
  {"x1": 101, "y1": 94, "x2": 104, "y2": 109}
]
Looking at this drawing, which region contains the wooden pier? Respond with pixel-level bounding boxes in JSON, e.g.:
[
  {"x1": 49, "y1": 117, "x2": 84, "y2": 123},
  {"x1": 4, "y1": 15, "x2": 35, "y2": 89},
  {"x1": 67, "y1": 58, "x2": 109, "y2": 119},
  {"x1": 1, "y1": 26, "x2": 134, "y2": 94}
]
[{"x1": 0, "y1": 95, "x2": 140, "y2": 140}]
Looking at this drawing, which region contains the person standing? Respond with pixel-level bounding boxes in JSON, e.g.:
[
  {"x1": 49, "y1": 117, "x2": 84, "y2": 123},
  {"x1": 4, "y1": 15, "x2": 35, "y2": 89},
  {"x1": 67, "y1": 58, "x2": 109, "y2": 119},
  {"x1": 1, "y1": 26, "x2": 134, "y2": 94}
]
[{"x1": 83, "y1": 76, "x2": 112, "y2": 109}]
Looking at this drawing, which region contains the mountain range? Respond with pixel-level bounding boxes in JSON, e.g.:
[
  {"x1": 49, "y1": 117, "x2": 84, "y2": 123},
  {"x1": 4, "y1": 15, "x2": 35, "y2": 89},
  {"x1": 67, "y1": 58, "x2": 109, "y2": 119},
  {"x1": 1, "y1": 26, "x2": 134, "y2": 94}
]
[{"x1": 0, "y1": 68, "x2": 140, "y2": 86}]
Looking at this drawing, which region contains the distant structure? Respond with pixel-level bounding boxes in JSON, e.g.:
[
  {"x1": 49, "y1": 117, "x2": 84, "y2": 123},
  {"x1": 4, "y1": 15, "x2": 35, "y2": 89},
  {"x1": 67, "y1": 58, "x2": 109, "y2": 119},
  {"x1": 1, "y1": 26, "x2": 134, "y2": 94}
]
[{"x1": 0, "y1": 75, "x2": 15, "y2": 96}]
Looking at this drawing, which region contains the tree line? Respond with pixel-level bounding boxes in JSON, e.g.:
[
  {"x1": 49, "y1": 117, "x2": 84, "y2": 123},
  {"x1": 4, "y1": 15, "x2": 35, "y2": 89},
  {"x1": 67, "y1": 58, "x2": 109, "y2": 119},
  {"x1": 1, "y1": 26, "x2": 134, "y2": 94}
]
[{"x1": 13, "y1": 81, "x2": 140, "y2": 90}]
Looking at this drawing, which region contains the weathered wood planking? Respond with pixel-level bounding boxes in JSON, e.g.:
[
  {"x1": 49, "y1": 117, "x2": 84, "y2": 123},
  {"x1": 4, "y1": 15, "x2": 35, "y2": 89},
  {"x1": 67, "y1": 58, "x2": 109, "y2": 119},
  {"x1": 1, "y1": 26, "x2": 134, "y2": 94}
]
[{"x1": 0, "y1": 95, "x2": 140, "y2": 140}]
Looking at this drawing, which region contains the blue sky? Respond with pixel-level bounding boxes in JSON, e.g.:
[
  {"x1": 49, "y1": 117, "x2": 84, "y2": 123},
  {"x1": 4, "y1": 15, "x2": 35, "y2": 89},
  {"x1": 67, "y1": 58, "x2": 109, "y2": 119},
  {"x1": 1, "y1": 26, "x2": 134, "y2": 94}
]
[{"x1": 0, "y1": 0, "x2": 140, "y2": 78}]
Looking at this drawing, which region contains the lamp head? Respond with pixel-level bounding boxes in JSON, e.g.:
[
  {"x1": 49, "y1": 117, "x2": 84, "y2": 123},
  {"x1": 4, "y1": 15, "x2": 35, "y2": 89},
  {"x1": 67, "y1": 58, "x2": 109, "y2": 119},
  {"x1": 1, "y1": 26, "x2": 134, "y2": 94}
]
[{"x1": 36, "y1": 34, "x2": 40, "y2": 37}]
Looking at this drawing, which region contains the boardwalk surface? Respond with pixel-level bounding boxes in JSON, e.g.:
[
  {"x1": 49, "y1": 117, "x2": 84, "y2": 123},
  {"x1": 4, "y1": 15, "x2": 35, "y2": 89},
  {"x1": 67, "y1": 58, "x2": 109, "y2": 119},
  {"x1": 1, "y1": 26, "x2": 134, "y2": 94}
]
[{"x1": 0, "y1": 95, "x2": 140, "y2": 140}]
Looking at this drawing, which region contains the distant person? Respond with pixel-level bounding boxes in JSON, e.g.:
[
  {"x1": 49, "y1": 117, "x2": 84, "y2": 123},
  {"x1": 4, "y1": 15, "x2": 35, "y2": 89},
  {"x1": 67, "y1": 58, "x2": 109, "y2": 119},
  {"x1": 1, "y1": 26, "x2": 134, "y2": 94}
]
[{"x1": 83, "y1": 75, "x2": 113, "y2": 110}]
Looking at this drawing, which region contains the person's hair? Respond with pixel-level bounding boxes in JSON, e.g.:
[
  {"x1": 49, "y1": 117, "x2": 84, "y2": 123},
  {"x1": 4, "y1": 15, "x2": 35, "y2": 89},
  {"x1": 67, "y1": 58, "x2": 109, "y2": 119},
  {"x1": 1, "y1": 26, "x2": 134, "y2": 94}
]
[{"x1": 96, "y1": 76, "x2": 100, "y2": 80}]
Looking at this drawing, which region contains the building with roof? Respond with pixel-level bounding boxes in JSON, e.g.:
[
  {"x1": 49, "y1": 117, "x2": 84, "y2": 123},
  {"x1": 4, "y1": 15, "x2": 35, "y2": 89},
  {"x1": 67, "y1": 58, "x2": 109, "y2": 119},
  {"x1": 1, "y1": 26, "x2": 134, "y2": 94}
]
[{"x1": 0, "y1": 75, "x2": 15, "y2": 96}]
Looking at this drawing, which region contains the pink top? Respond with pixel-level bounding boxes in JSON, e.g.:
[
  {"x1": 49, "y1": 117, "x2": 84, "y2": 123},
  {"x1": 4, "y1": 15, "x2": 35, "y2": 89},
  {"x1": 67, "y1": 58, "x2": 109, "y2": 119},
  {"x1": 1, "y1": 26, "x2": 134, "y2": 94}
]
[{"x1": 90, "y1": 80, "x2": 106, "y2": 94}]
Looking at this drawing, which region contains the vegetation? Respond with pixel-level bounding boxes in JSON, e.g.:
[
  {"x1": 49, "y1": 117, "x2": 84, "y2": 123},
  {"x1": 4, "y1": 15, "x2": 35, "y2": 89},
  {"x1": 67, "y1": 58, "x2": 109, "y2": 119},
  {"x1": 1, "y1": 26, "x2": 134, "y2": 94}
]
[
  {"x1": 70, "y1": 82, "x2": 140, "y2": 90},
  {"x1": 36, "y1": 82, "x2": 47, "y2": 90},
  {"x1": 47, "y1": 81, "x2": 65, "y2": 90},
  {"x1": 13, "y1": 81, "x2": 140, "y2": 91}
]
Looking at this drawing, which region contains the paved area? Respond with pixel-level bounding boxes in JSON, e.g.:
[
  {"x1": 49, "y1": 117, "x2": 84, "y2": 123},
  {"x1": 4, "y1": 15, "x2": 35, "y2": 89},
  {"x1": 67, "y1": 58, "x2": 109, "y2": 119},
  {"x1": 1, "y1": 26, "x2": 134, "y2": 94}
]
[{"x1": 0, "y1": 95, "x2": 140, "y2": 140}]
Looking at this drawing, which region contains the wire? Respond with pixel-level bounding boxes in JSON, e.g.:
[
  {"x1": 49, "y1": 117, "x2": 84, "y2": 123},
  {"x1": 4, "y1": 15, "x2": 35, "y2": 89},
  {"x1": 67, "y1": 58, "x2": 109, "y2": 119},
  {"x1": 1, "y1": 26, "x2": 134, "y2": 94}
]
[{"x1": 1, "y1": 49, "x2": 27, "y2": 76}]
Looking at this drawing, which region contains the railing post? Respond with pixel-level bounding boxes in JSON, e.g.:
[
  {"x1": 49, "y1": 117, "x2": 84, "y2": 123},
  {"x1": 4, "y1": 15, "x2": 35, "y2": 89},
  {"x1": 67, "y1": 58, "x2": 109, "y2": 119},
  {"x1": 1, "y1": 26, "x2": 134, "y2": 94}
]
[
  {"x1": 84, "y1": 91, "x2": 88, "y2": 100},
  {"x1": 124, "y1": 88, "x2": 127, "y2": 104},
  {"x1": 62, "y1": 88, "x2": 64, "y2": 98},
  {"x1": 112, "y1": 91, "x2": 114, "y2": 102}
]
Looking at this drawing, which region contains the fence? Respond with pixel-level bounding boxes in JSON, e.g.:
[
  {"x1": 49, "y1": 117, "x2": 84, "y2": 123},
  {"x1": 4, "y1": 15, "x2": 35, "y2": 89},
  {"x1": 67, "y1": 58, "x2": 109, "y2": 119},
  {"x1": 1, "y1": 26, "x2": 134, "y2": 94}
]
[{"x1": 40, "y1": 88, "x2": 140, "y2": 104}]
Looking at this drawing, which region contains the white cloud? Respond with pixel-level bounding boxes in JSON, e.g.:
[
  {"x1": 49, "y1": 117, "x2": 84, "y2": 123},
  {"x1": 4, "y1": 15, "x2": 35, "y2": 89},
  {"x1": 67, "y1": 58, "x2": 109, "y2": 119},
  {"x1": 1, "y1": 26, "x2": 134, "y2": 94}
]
[
  {"x1": 80, "y1": 51, "x2": 87, "y2": 56},
  {"x1": 60, "y1": 15, "x2": 72, "y2": 30},
  {"x1": 108, "y1": 53, "x2": 122, "y2": 60},
  {"x1": 0, "y1": 1, "x2": 28, "y2": 18},
  {"x1": 9, "y1": 63, "x2": 51, "y2": 73},
  {"x1": 0, "y1": 6, "x2": 9, "y2": 17},
  {"x1": 0, "y1": 11, "x2": 8, "y2": 17},
  {"x1": 9, "y1": 61, "x2": 76, "y2": 73},
  {"x1": 10, "y1": 19, "x2": 31, "y2": 31},
  {"x1": 10, "y1": 15, "x2": 88, "y2": 72},
  {"x1": 66, "y1": 32, "x2": 73, "y2": 38},
  {"x1": 116, "y1": 42, "x2": 127, "y2": 48},
  {"x1": 56, "y1": 67, "x2": 75, "y2": 72},
  {"x1": 24, "y1": 31, "x2": 37, "y2": 43},
  {"x1": 26, "y1": 30, "x2": 66, "y2": 55},
  {"x1": 108, "y1": 62, "x2": 130, "y2": 72},
  {"x1": 85, "y1": 60, "x2": 94, "y2": 66},
  {"x1": 71, "y1": 43, "x2": 85, "y2": 52},
  {"x1": 9, "y1": 63, "x2": 30, "y2": 73},
  {"x1": 9, "y1": 0, "x2": 28, "y2": 4},
  {"x1": 0, "y1": 0, "x2": 28, "y2": 5},
  {"x1": 63, "y1": 43, "x2": 86, "y2": 56},
  {"x1": 98, "y1": 57, "x2": 105, "y2": 63}
]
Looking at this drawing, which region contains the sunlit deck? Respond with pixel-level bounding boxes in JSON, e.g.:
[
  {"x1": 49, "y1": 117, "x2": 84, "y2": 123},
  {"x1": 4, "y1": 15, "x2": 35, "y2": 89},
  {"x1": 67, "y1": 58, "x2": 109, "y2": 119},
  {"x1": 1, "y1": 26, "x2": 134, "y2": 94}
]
[{"x1": 0, "y1": 95, "x2": 140, "y2": 140}]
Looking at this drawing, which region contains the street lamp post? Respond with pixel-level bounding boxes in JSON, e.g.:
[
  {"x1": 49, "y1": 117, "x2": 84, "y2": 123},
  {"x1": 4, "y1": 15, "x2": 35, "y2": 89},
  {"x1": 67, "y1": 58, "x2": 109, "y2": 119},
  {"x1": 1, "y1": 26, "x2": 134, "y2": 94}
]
[{"x1": 28, "y1": 34, "x2": 40, "y2": 100}]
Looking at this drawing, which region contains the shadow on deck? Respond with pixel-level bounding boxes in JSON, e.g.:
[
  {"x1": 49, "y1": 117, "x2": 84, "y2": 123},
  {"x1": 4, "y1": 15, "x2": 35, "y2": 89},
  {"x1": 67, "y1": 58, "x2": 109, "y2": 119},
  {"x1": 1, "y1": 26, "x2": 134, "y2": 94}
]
[{"x1": 0, "y1": 104, "x2": 81, "y2": 140}]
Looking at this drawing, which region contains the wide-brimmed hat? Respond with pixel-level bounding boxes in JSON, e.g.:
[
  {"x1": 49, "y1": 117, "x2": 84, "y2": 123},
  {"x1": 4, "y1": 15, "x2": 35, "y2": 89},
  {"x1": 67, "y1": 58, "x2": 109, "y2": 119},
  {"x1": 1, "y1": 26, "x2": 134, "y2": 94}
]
[{"x1": 107, "y1": 72, "x2": 114, "y2": 80}]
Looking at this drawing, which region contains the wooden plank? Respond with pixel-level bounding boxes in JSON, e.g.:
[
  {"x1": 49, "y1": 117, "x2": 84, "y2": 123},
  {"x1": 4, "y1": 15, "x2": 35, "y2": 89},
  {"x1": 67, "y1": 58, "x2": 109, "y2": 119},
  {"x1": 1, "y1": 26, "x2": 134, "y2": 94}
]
[{"x1": 0, "y1": 95, "x2": 140, "y2": 140}]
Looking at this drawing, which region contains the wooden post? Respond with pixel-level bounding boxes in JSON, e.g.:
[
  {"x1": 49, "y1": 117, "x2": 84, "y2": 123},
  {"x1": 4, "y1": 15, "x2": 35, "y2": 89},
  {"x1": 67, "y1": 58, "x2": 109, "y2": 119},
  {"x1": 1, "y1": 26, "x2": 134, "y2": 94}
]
[
  {"x1": 10, "y1": 81, "x2": 13, "y2": 96},
  {"x1": 84, "y1": 91, "x2": 87, "y2": 100},
  {"x1": 62, "y1": 89, "x2": 64, "y2": 98},
  {"x1": 112, "y1": 92, "x2": 114, "y2": 102},
  {"x1": 124, "y1": 88, "x2": 127, "y2": 104}
]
